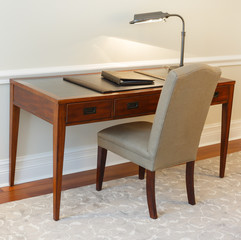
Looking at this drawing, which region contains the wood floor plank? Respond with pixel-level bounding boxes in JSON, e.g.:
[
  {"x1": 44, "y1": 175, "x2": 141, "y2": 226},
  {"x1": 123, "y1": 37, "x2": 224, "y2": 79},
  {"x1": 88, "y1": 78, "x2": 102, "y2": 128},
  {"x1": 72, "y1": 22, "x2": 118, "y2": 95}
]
[{"x1": 0, "y1": 139, "x2": 240, "y2": 205}]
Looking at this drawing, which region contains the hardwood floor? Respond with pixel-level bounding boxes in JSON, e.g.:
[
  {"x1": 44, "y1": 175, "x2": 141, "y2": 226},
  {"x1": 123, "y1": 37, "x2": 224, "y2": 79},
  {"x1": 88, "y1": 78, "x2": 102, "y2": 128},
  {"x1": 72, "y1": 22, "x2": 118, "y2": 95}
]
[{"x1": 0, "y1": 139, "x2": 241, "y2": 204}]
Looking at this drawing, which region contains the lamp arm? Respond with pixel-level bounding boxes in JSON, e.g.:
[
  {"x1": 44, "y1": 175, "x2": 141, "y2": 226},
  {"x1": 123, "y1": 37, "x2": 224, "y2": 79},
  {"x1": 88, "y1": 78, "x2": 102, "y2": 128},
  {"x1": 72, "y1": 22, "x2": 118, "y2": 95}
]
[{"x1": 168, "y1": 14, "x2": 185, "y2": 67}]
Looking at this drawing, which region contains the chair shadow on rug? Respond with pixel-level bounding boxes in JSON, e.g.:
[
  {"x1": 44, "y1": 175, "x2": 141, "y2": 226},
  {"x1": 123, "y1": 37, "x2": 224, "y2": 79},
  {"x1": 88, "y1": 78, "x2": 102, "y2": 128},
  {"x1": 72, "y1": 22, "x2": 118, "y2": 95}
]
[{"x1": 96, "y1": 64, "x2": 221, "y2": 219}]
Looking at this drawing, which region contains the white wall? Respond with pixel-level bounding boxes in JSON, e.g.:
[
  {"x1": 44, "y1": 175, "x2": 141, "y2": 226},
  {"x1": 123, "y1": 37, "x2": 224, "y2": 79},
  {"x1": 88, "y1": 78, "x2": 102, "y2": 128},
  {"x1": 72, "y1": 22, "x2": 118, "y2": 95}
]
[
  {"x1": 0, "y1": 0, "x2": 241, "y2": 70},
  {"x1": 0, "y1": 0, "x2": 241, "y2": 187}
]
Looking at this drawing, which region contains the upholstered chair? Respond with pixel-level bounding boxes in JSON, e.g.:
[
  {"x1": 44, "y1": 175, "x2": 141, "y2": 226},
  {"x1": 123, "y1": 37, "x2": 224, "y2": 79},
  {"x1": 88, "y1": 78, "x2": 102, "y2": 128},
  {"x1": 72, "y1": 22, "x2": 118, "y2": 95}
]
[{"x1": 96, "y1": 64, "x2": 221, "y2": 219}]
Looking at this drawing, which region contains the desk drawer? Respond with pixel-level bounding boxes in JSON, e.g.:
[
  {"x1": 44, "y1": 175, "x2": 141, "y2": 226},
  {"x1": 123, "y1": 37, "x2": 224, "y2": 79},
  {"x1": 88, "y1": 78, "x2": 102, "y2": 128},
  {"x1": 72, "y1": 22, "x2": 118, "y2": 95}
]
[
  {"x1": 66, "y1": 100, "x2": 112, "y2": 123},
  {"x1": 212, "y1": 85, "x2": 229, "y2": 104},
  {"x1": 114, "y1": 93, "x2": 160, "y2": 118}
]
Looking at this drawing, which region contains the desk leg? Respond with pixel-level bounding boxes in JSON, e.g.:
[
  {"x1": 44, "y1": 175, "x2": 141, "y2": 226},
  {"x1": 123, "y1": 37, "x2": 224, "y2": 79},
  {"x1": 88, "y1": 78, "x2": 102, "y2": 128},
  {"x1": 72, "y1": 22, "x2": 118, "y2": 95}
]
[
  {"x1": 220, "y1": 86, "x2": 234, "y2": 178},
  {"x1": 9, "y1": 84, "x2": 20, "y2": 186},
  {"x1": 53, "y1": 105, "x2": 66, "y2": 221}
]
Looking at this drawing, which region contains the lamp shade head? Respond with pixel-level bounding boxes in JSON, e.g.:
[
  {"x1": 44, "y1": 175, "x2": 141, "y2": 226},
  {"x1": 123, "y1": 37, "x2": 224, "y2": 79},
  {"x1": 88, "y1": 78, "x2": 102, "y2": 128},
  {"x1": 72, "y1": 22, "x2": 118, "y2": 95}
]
[{"x1": 129, "y1": 11, "x2": 170, "y2": 24}]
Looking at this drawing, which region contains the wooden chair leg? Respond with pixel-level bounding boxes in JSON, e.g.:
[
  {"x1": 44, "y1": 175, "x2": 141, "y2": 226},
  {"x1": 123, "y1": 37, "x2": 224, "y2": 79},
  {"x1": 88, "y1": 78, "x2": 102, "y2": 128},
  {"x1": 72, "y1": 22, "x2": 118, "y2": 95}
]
[
  {"x1": 139, "y1": 166, "x2": 145, "y2": 180},
  {"x1": 186, "y1": 161, "x2": 196, "y2": 205},
  {"x1": 96, "y1": 146, "x2": 107, "y2": 191},
  {"x1": 146, "y1": 170, "x2": 158, "y2": 219}
]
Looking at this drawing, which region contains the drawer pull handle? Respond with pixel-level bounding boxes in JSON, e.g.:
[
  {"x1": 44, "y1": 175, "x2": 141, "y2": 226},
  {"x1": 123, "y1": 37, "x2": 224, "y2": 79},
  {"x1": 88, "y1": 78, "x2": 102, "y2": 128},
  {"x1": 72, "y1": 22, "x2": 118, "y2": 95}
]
[
  {"x1": 214, "y1": 92, "x2": 219, "y2": 98},
  {"x1": 83, "y1": 107, "x2": 96, "y2": 115},
  {"x1": 127, "y1": 102, "x2": 139, "y2": 109}
]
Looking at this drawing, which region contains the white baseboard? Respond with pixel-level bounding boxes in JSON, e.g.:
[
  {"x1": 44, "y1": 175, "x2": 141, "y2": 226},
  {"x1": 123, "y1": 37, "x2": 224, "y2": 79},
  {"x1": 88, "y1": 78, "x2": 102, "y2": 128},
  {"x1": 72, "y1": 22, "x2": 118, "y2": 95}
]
[
  {"x1": 0, "y1": 146, "x2": 128, "y2": 187},
  {"x1": 199, "y1": 119, "x2": 241, "y2": 147},
  {"x1": 1, "y1": 120, "x2": 240, "y2": 188}
]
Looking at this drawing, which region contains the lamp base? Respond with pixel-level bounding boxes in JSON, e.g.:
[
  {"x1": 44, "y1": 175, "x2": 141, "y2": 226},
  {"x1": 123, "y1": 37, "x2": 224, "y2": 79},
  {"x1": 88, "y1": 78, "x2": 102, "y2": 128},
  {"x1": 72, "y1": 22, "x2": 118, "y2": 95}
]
[{"x1": 167, "y1": 65, "x2": 181, "y2": 72}]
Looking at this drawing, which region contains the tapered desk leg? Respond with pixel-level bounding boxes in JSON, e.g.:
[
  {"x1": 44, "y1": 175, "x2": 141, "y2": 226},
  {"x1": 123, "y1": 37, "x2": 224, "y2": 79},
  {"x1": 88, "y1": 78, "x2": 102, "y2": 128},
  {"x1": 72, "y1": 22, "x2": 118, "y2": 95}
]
[
  {"x1": 53, "y1": 104, "x2": 66, "y2": 221},
  {"x1": 220, "y1": 85, "x2": 234, "y2": 178},
  {"x1": 9, "y1": 84, "x2": 20, "y2": 186}
]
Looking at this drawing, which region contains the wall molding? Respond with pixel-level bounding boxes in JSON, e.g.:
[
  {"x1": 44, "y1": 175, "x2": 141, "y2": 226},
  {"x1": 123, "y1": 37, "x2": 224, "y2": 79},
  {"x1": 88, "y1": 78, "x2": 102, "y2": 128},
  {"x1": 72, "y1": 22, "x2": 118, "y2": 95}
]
[
  {"x1": 1, "y1": 120, "x2": 241, "y2": 187},
  {"x1": 1, "y1": 55, "x2": 241, "y2": 85}
]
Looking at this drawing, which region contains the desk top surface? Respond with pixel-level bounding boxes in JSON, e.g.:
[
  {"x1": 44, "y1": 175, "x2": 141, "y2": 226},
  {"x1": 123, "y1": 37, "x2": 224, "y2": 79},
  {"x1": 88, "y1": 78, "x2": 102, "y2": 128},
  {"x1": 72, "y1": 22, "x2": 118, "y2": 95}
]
[
  {"x1": 11, "y1": 71, "x2": 235, "y2": 102},
  {"x1": 12, "y1": 73, "x2": 165, "y2": 102}
]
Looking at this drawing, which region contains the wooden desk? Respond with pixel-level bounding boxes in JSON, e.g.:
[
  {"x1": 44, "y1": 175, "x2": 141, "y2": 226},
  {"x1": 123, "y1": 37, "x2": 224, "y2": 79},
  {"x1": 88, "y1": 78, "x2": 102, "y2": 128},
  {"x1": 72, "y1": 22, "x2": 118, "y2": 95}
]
[{"x1": 9, "y1": 75, "x2": 235, "y2": 220}]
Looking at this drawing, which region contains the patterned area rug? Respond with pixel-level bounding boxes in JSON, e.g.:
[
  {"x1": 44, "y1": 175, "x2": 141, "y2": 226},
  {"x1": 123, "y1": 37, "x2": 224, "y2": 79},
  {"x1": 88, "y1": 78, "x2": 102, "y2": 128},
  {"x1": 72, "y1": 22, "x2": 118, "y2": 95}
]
[{"x1": 1, "y1": 152, "x2": 241, "y2": 240}]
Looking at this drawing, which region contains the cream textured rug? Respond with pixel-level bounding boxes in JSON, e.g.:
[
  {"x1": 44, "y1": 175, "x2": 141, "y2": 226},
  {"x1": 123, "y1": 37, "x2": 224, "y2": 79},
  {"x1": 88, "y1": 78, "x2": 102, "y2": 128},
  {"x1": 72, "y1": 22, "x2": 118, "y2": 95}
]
[{"x1": 1, "y1": 152, "x2": 241, "y2": 240}]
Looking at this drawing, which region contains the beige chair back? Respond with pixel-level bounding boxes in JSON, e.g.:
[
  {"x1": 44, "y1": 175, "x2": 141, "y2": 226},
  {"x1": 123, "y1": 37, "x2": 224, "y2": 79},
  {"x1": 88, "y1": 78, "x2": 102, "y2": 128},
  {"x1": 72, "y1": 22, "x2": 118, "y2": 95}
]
[{"x1": 148, "y1": 64, "x2": 221, "y2": 170}]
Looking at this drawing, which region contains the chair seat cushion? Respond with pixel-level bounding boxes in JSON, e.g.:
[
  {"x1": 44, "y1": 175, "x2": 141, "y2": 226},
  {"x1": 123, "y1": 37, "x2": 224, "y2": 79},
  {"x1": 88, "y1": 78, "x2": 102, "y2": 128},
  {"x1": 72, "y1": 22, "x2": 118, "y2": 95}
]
[{"x1": 98, "y1": 121, "x2": 154, "y2": 169}]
